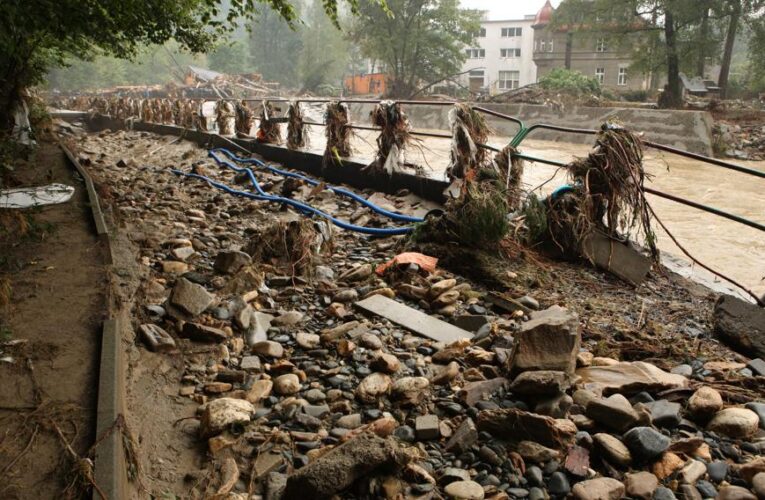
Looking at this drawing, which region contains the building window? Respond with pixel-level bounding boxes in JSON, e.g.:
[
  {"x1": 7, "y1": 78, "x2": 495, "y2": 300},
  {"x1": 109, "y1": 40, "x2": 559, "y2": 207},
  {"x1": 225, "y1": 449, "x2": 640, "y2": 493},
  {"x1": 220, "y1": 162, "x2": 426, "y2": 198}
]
[
  {"x1": 477, "y1": 27, "x2": 486, "y2": 38},
  {"x1": 547, "y1": 40, "x2": 554, "y2": 52},
  {"x1": 469, "y1": 69, "x2": 485, "y2": 77},
  {"x1": 539, "y1": 40, "x2": 546, "y2": 52},
  {"x1": 596, "y1": 38, "x2": 607, "y2": 52},
  {"x1": 498, "y1": 70, "x2": 520, "y2": 90},
  {"x1": 465, "y1": 48, "x2": 485, "y2": 59},
  {"x1": 501, "y1": 48, "x2": 522, "y2": 58},
  {"x1": 618, "y1": 67, "x2": 627, "y2": 86},
  {"x1": 595, "y1": 67, "x2": 605, "y2": 84},
  {"x1": 501, "y1": 27, "x2": 522, "y2": 37}
]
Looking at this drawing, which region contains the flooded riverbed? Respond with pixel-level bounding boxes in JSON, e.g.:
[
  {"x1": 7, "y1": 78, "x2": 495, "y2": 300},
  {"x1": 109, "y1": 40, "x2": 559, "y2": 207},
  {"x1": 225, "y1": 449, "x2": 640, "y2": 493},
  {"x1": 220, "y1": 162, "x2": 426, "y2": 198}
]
[{"x1": 297, "y1": 125, "x2": 765, "y2": 299}]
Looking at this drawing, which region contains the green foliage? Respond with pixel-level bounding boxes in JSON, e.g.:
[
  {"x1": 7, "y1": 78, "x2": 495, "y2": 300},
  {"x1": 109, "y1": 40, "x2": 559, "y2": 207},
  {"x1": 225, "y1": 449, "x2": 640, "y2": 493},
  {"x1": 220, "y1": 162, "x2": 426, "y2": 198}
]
[
  {"x1": 450, "y1": 185, "x2": 509, "y2": 247},
  {"x1": 208, "y1": 42, "x2": 253, "y2": 75},
  {"x1": 538, "y1": 69, "x2": 602, "y2": 96},
  {"x1": 0, "y1": 0, "x2": 387, "y2": 126},
  {"x1": 352, "y1": 0, "x2": 481, "y2": 97},
  {"x1": 297, "y1": 0, "x2": 351, "y2": 92}
]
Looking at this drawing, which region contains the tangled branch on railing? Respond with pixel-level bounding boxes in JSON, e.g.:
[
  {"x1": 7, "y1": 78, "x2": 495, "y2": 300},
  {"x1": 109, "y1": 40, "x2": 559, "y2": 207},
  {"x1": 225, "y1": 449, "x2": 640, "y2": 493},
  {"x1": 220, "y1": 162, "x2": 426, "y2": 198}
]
[{"x1": 369, "y1": 101, "x2": 412, "y2": 174}]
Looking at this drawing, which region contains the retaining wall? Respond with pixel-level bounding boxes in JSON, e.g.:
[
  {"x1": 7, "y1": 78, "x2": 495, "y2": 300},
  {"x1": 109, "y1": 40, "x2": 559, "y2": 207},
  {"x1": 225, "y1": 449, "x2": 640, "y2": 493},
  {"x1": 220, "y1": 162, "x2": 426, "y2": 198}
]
[{"x1": 347, "y1": 103, "x2": 714, "y2": 156}]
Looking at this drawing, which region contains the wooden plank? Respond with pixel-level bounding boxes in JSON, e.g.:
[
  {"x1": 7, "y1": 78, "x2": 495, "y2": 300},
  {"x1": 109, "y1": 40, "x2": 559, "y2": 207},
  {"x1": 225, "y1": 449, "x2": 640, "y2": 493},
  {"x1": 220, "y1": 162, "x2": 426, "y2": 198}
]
[{"x1": 354, "y1": 295, "x2": 472, "y2": 344}]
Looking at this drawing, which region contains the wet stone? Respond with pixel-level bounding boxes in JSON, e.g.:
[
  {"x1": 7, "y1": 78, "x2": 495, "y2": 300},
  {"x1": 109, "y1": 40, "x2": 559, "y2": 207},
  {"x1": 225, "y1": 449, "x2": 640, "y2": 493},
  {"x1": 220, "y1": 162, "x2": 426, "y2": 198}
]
[
  {"x1": 645, "y1": 400, "x2": 682, "y2": 428},
  {"x1": 548, "y1": 471, "x2": 570, "y2": 496}
]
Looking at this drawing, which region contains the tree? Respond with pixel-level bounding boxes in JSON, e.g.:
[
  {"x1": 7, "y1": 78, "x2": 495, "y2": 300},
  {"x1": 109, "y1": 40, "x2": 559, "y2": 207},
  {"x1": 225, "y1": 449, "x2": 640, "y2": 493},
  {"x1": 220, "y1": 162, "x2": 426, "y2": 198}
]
[
  {"x1": 248, "y1": 2, "x2": 305, "y2": 85},
  {"x1": 351, "y1": 0, "x2": 480, "y2": 98},
  {"x1": 297, "y1": 0, "x2": 352, "y2": 93},
  {"x1": 208, "y1": 42, "x2": 253, "y2": 75},
  {"x1": 0, "y1": 0, "x2": 387, "y2": 129}
]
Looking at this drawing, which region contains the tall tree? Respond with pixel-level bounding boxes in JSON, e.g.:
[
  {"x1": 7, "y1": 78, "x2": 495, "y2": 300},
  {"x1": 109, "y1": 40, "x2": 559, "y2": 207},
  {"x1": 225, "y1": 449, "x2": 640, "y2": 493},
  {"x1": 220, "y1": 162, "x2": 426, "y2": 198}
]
[
  {"x1": 297, "y1": 0, "x2": 351, "y2": 92},
  {"x1": 351, "y1": 0, "x2": 480, "y2": 97},
  {"x1": 0, "y1": 0, "x2": 386, "y2": 128},
  {"x1": 249, "y1": 2, "x2": 305, "y2": 85}
]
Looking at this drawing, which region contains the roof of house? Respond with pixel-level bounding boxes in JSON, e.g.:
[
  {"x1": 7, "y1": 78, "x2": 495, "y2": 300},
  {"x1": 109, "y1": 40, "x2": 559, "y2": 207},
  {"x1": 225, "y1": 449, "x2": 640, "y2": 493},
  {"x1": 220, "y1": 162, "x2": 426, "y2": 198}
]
[{"x1": 534, "y1": 0, "x2": 555, "y2": 27}]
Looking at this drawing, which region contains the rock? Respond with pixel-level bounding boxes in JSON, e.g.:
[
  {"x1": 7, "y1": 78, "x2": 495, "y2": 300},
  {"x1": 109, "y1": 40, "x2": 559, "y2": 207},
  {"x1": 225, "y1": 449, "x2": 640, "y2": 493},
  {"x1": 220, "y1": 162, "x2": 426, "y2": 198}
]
[
  {"x1": 272, "y1": 311, "x2": 304, "y2": 326},
  {"x1": 454, "y1": 315, "x2": 492, "y2": 333},
  {"x1": 199, "y1": 398, "x2": 255, "y2": 438},
  {"x1": 707, "y1": 461, "x2": 729, "y2": 483},
  {"x1": 696, "y1": 480, "x2": 717, "y2": 498},
  {"x1": 359, "y1": 332, "x2": 383, "y2": 350},
  {"x1": 439, "y1": 467, "x2": 472, "y2": 486},
  {"x1": 314, "y1": 265, "x2": 334, "y2": 281},
  {"x1": 240, "y1": 355, "x2": 262, "y2": 371},
  {"x1": 714, "y1": 294, "x2": 765, "y2": 359},
  {"x1": 282, "y1": 433, "x2": 409, "y2": 500},
  {"x1": 415, "y1": 414, "x2": 439, "y2": 441},
  {"x1": 548, "y1": 471, "x2": 570, "y2": 496},
  {"x1": 513, "y1": 305, "x2": 580, "y2": 374},
  {"x1": 535, "y1": 393, "x2": 573, "y2": 418},
  {"x1": 594, "y1": 433, "x2": 632, "y2": 467},
  {"x1": 744, "y1": 402, "x2": 765, "y2": 430},
  {"x1": 181, "y1": 322, "x2": 228, "y2": 343},
  {"x1": 477, "y1": 408, "x2": 576, "y2": 448},
  {"x1": 391, "y1": 377, "x2": 430, "y2": 405},
  {"x1": 653, "y1": 486, "x2": 677, "y2": 500},
  {"x1": 624, "y1": 471, "x2": 658, "y2": 499},
  {"x1": 445, "y1": 418, "x2": 478, "y2": 453},
  {"x1": 371, "y1": 352, "x2": 400, "y2": 374},
  {"x1": 340, "y1": 263, "x2": 373, "y2": 282},
  {"x1": 296, "y1": 332, "x2": 321, "y2": 350},
  {"x1": 429, "y1": 279, "x2": 457, "y2": 298},
  {"x1": 170, "y1": 278, "x2": 215, "y2": 316},
  {"x1": 457, "y1": 378, "x2": 508, "y2": 406},
  {"x1": 623, "y1": 427, "x2": 670, "y2": 463},
  {"x1": 246, "y1": 312, "x2": 273, "y2": 346},
  {"x1": 652, "y1": 452, "x2": 685, "y2": 480},
  {"x1": 517, "y1": 440, "x2": 559, "y2": 463},
  {"x1": 586, "y1": 394, "x2": 639, "y2": 432},
  {"x1": 333, "y1": 289, "x2": 359, "y2": 303},
  {"x1": 752, "y1": 472, "x2": 765, "y2": 499},
  {"x1": 356, "y1": 373, "x2": 392, "y2": 403},
  {"x1": 681, "y1": 459, "x2": 707, "y2": 485},
  {"x1": 717, "y1": 485, "x2": 757, "y2": 500},
  {"x1": 138, "y1": 323, "x2": 176, "y2": 352},
  {"x1": 430, "y1": 362, "x2": 459, "y2": 386},
  {"x1": 246, "y1": 379, "x2": 273, "y2": 404},
  {"x1": 162, "y1": 261, "x2": 189, "y2": 274},
  {"x1": 576, "y1": 361, "x2": 688, "y2": 396},
  {"x1": 214, "y1": 250, "x2": 252, "y2": 274},
  {"x1": 251, "y1": 340, "x2": 284, "y2": 358},
  {"x1": 274, "y1": 374, "x2": 300, "y2": 395},
  {"x1": 336, "y1": 414, "x2": 362, "y2": 429},
  {"x1": 748, "y1": 358, "x2": 765, "y2": 377},
  {"x1": 265, "y1": 472, "x2": 287, "y2": 500},
  {"x1": 735, "y1": 457, "x2": 765, "y2": 483},
  {"x1": 444, "y1": 480, "x2": 485, "y2": 500},
  {"x1": 510, "y1": 370, "x2": 569, "y2": 396},
  {"x1": 707, "y1": 408, "x2": 760, "y2": 438},
  {"x1": 572, "y1": 477, "x2": 624, "y2": 500},
  {"x1": 688, "y1": 386, "x2": 724, "y2": 420},
  {"x1": 645, "y1": 400, "x2": 682, "y2": 428},
  {"x1": 671, "y1": 364, "x2": 693, "y2": 377}
]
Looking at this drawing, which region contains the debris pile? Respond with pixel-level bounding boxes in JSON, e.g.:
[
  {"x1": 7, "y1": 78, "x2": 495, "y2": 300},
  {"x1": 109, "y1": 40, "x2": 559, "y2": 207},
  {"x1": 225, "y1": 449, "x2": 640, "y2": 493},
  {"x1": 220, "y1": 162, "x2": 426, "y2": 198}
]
[
  {"x1": 66, "y1": 128, "x2": 765, "y2": 500},
  {"x1": 713, "y1": 121, "x2": 765, "y2": 161}
]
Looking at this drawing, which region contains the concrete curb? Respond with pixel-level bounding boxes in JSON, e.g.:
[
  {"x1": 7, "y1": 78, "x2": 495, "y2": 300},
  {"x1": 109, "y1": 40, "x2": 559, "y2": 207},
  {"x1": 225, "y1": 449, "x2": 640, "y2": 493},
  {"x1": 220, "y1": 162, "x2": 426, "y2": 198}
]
[{"x1": 60, "y1": 143, "x2": 126, "y2": 500}]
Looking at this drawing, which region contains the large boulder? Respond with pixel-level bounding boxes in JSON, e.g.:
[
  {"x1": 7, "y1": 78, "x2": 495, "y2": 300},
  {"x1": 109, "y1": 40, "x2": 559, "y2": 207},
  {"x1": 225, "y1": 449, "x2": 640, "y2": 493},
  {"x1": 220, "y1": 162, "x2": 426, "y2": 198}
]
[
  {"x1": 714, "y1": 294, "x2": 765, "y2": 359},
  {"x1": 512, "y1": 305, "x2": 580, "y2": 375}
]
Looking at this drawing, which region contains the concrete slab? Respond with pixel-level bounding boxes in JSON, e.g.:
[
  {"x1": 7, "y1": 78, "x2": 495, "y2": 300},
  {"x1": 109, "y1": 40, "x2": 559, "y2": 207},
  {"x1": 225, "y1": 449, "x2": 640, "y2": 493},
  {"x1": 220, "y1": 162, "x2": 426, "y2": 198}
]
[
  {"x1": 581, "y1": 231, "x2": 652, "y2": 286},
  {"x1": 354, "y1": 295, "x2": 472, "y2": 345}
]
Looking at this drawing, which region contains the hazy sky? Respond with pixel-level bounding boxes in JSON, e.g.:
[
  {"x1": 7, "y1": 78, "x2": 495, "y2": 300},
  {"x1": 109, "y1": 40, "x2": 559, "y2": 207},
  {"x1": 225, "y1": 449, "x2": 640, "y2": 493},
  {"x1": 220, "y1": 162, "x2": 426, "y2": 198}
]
[{"x1": 460, "y1": 0, "x2": 562, "y2": 21}]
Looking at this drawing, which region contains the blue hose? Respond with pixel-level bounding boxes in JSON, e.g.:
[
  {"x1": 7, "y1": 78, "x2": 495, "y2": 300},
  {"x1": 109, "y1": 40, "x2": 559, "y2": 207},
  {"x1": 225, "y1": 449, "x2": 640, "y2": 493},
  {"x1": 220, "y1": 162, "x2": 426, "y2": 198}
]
[
  {"x1": 171, "y1": 168, "x2": 416, "y2": 236},
  {"x1": 209, "y1": 148, "x2": 424, "y2": 224}
]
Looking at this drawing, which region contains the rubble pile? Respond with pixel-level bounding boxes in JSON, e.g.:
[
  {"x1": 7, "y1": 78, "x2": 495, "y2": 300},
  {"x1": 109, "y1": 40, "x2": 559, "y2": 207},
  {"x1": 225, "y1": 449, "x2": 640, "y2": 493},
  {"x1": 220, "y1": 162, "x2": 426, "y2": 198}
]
[
  {"x1": 70, "y1": 128, "x2": 765, "y2": 500},
  {"x1": 713, "y1": 122, "x2": 765, "y2": 161}
]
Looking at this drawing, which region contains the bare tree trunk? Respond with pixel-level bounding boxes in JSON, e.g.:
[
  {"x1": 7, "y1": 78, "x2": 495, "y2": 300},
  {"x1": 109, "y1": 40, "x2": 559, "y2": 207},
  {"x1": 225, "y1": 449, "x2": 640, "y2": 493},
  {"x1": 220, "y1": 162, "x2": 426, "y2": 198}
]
[
  {"x1": 565, "y1": 32, "x2": 573, "y2": 70},
  {"x1": 718, "y1": 0, "x2": 741, "y2": 99},
  {"x1": 697, "y1": 4, "x2": 710, "y2": 77},
  {"x1": 662, "y1": 10, "x2": 683, "y2": 108}
]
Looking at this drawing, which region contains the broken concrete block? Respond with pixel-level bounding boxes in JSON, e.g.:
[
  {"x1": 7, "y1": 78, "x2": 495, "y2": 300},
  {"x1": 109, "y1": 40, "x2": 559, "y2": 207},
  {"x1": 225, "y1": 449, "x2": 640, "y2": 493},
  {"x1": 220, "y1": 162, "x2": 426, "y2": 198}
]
[
  {"x1": 138, "y1": 323, "x2": 176, "y2": 352},
  {"x1": 714, "y1": 294, "x2": 765, "y2": 359},
  {"x1": 512, "y1": 305, "x2": 580, "y2": 374},
  {"x1": 444, "y1": 418, "x2": 478, "y2": 453},
  {"x1": 581, "y1": 230, "x2": 652, "y2": 285},
  {"x1": 214, "y1": 250, "x2": 252, "y2": 274},
  {"x1": 199, "y1": 397, "x2": 255, "y2": 438},
  {"x1": 415, "y1": 414, "x2": 440, "y2": 441},
  {"x1": 576, "y1": 361, "x2": 688, "y2": 396},
  {"x1": 170, "y1": 277, "x2": 215, "y2": 316},
  {"x1": 181, "y1": 322, "x2": 228, "y2": 343},
  {"x1": 477, "y1": 408, "x2": 576, "y2": 448},
  {"x1": 456, "y1": 377, "x2": 508, "y2": 406},
  {"x1": 282, "y1": 433, "x2": 410, "y2": 500}
]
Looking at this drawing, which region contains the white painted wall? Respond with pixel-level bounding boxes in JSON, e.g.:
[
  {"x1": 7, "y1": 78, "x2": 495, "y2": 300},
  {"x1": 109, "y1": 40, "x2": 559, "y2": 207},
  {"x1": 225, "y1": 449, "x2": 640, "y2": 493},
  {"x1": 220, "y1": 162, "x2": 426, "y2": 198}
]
[{"x1": 461, "y1": 16, "x2": 537, "y2": 95}]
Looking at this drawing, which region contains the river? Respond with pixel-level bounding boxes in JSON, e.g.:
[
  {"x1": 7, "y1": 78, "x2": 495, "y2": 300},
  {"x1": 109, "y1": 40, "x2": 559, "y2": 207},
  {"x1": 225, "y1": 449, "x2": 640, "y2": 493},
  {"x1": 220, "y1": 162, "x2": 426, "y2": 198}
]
[{"x1": 298, "y1": 125, "x2": 765, "y2": 300}]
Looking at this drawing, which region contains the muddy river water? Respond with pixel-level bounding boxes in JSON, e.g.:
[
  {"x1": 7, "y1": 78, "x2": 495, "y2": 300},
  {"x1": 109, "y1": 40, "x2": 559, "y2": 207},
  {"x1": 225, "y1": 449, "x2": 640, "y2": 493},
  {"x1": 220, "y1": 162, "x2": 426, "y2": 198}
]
[{"x1": 297, "y1": 125, "x2": 765, "y2": 299}]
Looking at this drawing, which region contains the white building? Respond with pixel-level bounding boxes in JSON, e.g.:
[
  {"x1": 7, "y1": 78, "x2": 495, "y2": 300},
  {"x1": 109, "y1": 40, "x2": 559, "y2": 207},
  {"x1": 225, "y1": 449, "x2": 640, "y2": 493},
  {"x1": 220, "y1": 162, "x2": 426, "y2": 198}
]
[{"x1": 460, "y1": 14, "x2": 538, "y2": 96}]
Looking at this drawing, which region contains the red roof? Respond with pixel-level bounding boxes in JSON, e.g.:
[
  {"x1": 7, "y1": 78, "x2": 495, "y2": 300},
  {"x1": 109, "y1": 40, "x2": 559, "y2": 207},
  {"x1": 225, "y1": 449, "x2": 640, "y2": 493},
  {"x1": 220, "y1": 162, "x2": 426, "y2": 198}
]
[{"x1": 534, "y1": 0, "x2": 554, "y2": 26}]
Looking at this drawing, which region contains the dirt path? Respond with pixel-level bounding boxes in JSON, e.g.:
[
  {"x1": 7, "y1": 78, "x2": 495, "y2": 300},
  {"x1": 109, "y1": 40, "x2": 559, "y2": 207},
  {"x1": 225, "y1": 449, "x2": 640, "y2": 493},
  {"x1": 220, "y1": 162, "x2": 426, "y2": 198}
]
[{"x1": 0, "y1": 142, "x2": 106, "y2": 499}]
